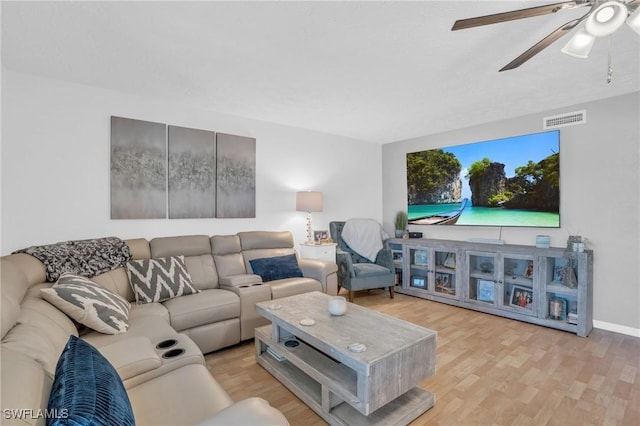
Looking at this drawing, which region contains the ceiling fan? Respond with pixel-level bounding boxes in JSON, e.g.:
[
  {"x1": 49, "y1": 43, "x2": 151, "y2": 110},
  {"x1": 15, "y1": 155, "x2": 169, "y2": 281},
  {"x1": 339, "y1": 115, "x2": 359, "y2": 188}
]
[{"x1": 451, "y1": 0, "x2": 640, "y2": 72}]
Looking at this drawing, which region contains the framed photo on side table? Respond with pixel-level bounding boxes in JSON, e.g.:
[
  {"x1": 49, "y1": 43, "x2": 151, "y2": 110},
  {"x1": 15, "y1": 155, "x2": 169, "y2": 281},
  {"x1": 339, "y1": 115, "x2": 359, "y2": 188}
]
[{"x1": 313, "y1": 230, "x2": 329, "y2": 243}]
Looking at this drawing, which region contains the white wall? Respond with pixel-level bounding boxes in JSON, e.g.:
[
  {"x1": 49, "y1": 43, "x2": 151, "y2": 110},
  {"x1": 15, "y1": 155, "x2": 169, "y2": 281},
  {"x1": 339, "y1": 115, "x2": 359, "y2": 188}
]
[
  {"x1": 3, "y1": 69, "x2": 637, "y2": 334},
  {"x1": 382, "y1": 92, "x2": 640, "y2": 334},
  {"x1": 1, "y1": 70, "x2": 383, "y2": 253}
]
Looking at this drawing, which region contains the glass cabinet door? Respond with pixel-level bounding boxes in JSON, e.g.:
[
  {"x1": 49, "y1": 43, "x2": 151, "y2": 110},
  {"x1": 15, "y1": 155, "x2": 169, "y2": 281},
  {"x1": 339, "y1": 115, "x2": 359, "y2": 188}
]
[
  {"x1": 408, "y1": 248, "x2": 429, "y2": 291},
  {"x1": 433, "y1": 250, "x2": 457, "y2": 298},
  {"x1": 467, "y1": 252, "x2": 497, "y2": 305},
  {"x1": 502, "y1": 255, "x2": 536, "y2": 316},
  {"x1": 542, "y1": 255, "x2": 579, "y2": 324}
]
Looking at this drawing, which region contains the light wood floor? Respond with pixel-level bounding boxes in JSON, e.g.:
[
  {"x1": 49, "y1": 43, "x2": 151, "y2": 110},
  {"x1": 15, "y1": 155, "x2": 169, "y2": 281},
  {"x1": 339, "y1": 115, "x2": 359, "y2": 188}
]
[{"x1": 205, "y1": 290, "x2": 640, "y2": 425}]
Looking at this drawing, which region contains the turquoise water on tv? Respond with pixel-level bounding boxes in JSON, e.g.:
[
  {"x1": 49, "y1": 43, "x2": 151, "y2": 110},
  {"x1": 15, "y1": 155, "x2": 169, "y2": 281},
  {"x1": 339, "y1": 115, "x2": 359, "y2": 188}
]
[{"x1": 408, "y1": 202, "x2": 559, "y2": 227}]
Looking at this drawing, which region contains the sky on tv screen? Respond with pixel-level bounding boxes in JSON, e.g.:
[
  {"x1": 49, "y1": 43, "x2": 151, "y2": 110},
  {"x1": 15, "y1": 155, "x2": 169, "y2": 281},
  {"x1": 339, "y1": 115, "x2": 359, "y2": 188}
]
[{"x1": 444, "y1": 130, "x2": 559, "y2": 200}]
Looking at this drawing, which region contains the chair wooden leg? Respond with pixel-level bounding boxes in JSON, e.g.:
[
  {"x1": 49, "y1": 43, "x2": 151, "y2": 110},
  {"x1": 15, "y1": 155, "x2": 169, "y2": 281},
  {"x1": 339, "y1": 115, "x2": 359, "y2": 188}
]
[
  {"x1": 389, "y1": 286, "x2": 395, "y2": 299},
  {"x1": 348, "y1": 291, "x2": 354, "y2": 302}
]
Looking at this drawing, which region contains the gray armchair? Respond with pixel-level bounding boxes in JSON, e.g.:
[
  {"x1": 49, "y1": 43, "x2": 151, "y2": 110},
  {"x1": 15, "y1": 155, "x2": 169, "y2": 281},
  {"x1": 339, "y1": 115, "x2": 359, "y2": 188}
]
[{"x1": 329, "y1": 221, "x2": 395, "y2": 302}]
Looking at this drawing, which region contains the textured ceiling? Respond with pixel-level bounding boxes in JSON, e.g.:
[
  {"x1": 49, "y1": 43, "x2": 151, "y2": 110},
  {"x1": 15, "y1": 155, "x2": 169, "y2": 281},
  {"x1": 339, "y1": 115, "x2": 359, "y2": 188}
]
[{"x1": 2, "y1": 1, "x2": 639, "y2": 143}]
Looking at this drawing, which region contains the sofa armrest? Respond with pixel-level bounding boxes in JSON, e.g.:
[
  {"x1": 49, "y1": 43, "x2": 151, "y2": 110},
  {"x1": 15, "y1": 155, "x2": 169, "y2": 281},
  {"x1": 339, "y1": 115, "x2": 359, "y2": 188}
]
[
  {"x1": 196, "y1": 397, "x2": 289, "y2": 426},
  {"x1": 334, "y1": 249, "x2": 356, "y2": 291},
  {"x1": 298, "y1": 258, "x2": 338, "y2": 293},
  {"x1": 219, "y1": 283, "x2": 271, "y2": 341},
  {"x1": 97, "y1": 336, "x2": 161, "y2": 381},
  {"x1": 375, "y1": 248, "x2": 395, "y2": 272},
  {"x1": 219, "y1": 274, "x2": 263, "y2": 287}
]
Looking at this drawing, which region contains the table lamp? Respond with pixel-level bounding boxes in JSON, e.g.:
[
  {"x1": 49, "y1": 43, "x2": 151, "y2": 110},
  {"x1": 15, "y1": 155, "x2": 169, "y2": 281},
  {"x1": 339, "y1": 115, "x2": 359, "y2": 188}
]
[{"x1": 296, "y1": 191, "x2": 323, "y2": 244}]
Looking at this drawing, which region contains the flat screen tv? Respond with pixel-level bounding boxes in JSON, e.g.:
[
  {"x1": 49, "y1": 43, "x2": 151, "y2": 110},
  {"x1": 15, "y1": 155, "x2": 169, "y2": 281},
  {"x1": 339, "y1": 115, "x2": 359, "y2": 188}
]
[{"x1": 406, "y1": 130, "x2": 559, "y2": 228}]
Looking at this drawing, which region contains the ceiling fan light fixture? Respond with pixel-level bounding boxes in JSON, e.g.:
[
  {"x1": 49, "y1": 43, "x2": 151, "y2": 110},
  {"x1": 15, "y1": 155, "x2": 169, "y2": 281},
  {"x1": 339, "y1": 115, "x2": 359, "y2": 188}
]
[
  {"x1": 561, "y1": 28, "x2": 596, "y2": 58},
  {"x1": 584, "y1": 1, "x2": 628, "y2": 36},
  {"x1": 627, "y1": 7, "x2": 640, "y2": 35}
]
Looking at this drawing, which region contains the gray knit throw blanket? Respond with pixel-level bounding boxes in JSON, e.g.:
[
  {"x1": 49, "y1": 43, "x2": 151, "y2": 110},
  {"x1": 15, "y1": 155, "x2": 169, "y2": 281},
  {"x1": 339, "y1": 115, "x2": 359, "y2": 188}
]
[{"x1": 13, "y1": 237, "x2": 132, "y2": 282}]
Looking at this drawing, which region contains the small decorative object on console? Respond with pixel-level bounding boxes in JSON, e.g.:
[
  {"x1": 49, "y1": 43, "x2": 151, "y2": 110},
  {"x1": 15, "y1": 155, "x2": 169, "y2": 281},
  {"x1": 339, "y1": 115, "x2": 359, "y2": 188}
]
[
  {"x1": 442, "y1": 252, "x2": 456, "y2": 269},
  {"x1": 394, "y1": 211, "x2": 408, "y2": 238},
  {"x1": 536, "y1": 235, "x2": 551, "y2": 248},
  {"x1": 480, "y1": 261, "x2": 493, "y2": 273}
]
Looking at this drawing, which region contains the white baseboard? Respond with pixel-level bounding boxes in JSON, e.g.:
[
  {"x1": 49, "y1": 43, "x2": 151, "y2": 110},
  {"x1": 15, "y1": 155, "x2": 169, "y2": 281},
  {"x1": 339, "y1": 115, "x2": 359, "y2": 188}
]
[{"x1": 593, "y1": 320, "x2": 640, "y2": 338}]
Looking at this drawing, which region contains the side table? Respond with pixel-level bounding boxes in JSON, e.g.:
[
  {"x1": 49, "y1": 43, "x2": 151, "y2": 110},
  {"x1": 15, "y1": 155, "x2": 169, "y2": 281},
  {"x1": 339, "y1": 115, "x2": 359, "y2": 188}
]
[{"x1": 299, "y1": 243, "x2": 336, "y2": 262}]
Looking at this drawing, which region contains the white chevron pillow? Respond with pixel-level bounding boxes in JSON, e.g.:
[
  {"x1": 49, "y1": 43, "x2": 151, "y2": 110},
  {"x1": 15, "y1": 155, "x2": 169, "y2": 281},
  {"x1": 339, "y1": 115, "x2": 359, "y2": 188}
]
[
  {"x1": 126, "y1": 255, "x2": 200, "y2": 304},
  {"x1": 41, "y1": 273, "x2": 131, "y2": 334}
]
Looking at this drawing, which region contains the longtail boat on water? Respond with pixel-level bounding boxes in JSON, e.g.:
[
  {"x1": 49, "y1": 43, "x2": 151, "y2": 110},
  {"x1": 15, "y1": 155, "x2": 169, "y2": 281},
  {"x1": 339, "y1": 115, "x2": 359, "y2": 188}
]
[{"x1": 409, "y1": 198, "x2": 468, "y2": 225}]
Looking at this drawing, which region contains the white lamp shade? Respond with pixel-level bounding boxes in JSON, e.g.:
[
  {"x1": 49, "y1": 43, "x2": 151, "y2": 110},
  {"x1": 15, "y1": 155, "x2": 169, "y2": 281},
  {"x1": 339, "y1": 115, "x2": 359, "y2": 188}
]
[
  {"x1": 561, "y1": 28, "x2": 596, "y2": 58},
  {"x1": 296, "y1": 191, "x2": 323, "y2": 212},
  {"x1": 627, "y1": 6, "x2": 640, "y2": 35},
  {"x1": 584, "y1": 1, "x2": 628, "y2": 37}
]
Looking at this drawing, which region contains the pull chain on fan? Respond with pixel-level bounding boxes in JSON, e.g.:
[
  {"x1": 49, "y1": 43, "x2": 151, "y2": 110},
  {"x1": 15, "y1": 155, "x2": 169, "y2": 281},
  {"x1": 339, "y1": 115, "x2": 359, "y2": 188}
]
[{"x1": 607, "y1": 35, "x2": 613, "y2": 83}]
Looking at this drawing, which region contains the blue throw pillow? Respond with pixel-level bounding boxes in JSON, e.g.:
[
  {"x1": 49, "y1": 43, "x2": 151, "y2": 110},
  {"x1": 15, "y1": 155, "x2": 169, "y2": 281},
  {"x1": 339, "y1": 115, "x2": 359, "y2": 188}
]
[
  {"x1": 249, "y1": 254, "x2": 303, "y2": 282},
  {"x1": 47, "y1": 335, "x2": 135, "y2": 426}
]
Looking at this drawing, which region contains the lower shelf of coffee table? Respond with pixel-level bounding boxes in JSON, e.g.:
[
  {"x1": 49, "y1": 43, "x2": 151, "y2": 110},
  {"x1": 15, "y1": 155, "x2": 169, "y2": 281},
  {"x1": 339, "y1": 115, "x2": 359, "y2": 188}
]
[{"x1": 254, "y1": 326, "x2": 434, "y2": 426}]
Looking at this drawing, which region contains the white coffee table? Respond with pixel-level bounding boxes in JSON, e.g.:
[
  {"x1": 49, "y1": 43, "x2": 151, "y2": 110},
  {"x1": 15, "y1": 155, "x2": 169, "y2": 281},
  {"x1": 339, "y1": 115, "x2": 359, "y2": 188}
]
[{"x1": 255, "y1": 291, "x2": 436, "y2": 425}]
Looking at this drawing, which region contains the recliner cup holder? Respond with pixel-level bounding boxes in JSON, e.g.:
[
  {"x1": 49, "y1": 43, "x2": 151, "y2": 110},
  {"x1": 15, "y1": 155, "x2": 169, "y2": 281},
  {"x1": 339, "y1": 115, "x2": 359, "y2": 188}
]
[
  {"x1": 156, "y1": 339, "x2": 178, "y2": 350},
  {"x1": 162, "y1": 348, "x2": 185, "y2": 359}
]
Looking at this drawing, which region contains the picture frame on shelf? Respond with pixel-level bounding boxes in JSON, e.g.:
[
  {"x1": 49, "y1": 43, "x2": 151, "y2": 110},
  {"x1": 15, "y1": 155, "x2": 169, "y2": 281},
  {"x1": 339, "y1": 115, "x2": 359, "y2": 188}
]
[
  {"x1": 549, "y1": 297, "x2": 568, "y2": 320},
  {"x1": 392, "y1": 250, "x2": 403, "y2": 262},
  {"x1": 477, "y1": 279, "x2": 494, "y2": 303},
  {"x1": 510, "y1": 285, "x2": 533, "y2": 310},
  {"x1": 523, "y1": 261, "x2": 534, "y2": 278},
  {"x1": 410, "y1": 275, "x2": 427, "y2": 289},
  {"x1": 414, "y1": 250, "x2": 428, "y2": 266},
  {"x1": 553, "y1": 265, "x2": 565, "y2": 282}
]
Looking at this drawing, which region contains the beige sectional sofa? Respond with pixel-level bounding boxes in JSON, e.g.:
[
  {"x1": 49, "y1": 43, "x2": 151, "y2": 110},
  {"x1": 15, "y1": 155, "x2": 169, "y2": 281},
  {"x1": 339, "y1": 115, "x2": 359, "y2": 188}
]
[{"x1": 1, "y1": 231, "x2": 338, "y2": 425}]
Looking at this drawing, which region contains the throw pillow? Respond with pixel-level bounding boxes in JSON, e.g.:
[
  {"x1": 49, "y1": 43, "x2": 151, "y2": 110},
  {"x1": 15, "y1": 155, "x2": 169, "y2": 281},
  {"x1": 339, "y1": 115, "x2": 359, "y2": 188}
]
[
  {"x1": 41, "y1": 274, "x2": 130, "y2": 335},
  {"x1": 249, "y1": 254, "x2": 303, "y2": 282},
  {"x1": 126, "y1": 255, "x2": 200, "y2": 304},
  {"x1": 47, "y1": 335, "x2": 135, "y2": 426}
]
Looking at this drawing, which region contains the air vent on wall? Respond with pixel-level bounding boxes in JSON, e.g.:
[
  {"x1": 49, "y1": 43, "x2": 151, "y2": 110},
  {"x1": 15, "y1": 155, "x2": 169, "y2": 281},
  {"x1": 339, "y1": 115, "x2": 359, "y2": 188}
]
[{"x1": 543, "y1": 110, "x2": 586, "y2": 129}]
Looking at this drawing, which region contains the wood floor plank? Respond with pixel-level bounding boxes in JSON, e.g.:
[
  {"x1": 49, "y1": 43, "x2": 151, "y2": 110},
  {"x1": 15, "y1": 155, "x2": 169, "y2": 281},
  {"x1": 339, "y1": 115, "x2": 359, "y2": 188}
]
[{"x1": 205, "y1": 290, "x2": 640, "y2": 425}]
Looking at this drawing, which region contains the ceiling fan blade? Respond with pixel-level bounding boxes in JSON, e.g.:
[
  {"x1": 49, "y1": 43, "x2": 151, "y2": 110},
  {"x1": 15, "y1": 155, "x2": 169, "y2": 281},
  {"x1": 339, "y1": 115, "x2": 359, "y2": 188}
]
[
  {"x1": 499, "y1": 18, "x2": 582, "y2": 71},
  {"x1": 452, "y1": 1, "x2": 581, "y2": 31}
]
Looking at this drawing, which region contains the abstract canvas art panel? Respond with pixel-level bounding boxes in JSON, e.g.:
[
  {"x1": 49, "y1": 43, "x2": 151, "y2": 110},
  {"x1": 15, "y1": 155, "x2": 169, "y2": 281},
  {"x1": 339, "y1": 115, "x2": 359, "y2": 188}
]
[
  {"x1": 168, "y1": 126, "x2": 216, "y2": 218},
  {"x1": 215, "y1": 133, "x2": 256, "y2": 218},
  {"x1": 111, "y1": 116, "x2": 167, "y2": 219}
]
